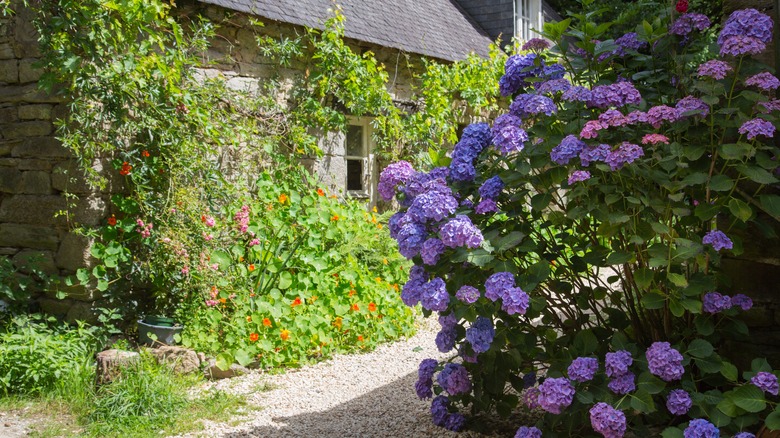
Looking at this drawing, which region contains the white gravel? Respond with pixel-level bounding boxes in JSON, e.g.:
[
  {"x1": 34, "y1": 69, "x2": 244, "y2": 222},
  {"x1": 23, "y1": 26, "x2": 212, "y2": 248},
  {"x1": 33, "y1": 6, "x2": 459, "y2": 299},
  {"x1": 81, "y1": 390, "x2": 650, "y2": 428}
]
[{"x1": 171, "y1": 319, "x2": 511, "y2": 438}]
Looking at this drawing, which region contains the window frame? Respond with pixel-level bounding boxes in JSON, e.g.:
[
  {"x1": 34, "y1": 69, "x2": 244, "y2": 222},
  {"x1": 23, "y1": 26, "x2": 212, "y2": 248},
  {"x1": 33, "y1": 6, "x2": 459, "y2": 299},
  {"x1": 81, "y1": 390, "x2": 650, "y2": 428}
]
[
  {"x1": 344, "y1": 117, "x2": 372, "y2": 199},
  {"x1": 515, "y1": 0, "x2": 543, "y2": 42}
]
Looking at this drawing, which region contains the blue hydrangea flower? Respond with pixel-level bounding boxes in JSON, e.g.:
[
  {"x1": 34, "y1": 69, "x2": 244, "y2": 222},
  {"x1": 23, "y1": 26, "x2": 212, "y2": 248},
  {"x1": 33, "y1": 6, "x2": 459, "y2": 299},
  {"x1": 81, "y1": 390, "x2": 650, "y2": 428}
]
[
  {"x1": 492, "y1": 124, "x2": 529, "y2": 155},
  {"x1": 401, "y1": 266, "x2": 428, "y2": 307},
  {"x1": 732, "y1": 293, "x2": 753, "y2": 310},
  {"x1": 430, "y1": 395, "x2": 450, "y2": 427},
  {"x1": 605, "y1": 350, "x2": 633, "y2": 377},
  {"x1": 543, "y1": 63, "x2": 566, "y2": 80},
  {"x1": 378, "y1": 161, "x2": 415, "y2": 201},
  {"x1": 608, "y1": 372, "x2": 636, "y2": 394},
  {"x1": 402, "y1": 169, "x2": 449, "y2": 202},
  {"x1": 568, "y1": 357, "x2": 598, "y2": 382},
  {"x1": 449, "y1": 157, "x2": 477, "y2": 182},
  {"x1": 739, "y1": 118, "x2": 775, "y2": 139},
  {"x1": 537, "y1": 377, "x2": 575, "y2": 414},
  {"x1": 485, "y1": 272, "x2": 515, "y2": 301},
  {"x1": 667, "y1": 389, "x2": 692, "y2": 415},
  {"x1": 751, "y1": 371, "x2": 779, "y2": 395},
  {"x1": 475, "y1": 199, "x2": 498, "y2": 214},
  {"x1": 456, "y1": 285, "x2": 480, "y2": 304},
  {"x1": 421, "y1": 238, "x2": 446, "y2": 265},
  {"x1": 568, "y1": 170, "x2": 591, "y2": 185},
  {"x1": 702, "y1": 230, "x2": 733, "y2": 251},
  {"x1": 479, "y1": 176, "x2": 504, "y2": 199},
  {"x1": 501, "y1": 287, "x2": 530, "y2": 315},
  {"x1": 551, "y1": 135, "x2": 586, "y2": 165},
  {"x1": 703, "y1": 292, "x2": 732, "y2": 313},
  {"x1": 521, "y1": 94, "x2": 557, "y2": 117},
  {"x1": 439, "y1": 215, "x2": 483, "y2": 248},
  {"x1": 580, "y1": 144, "x2": 611, "y2": 166},
  {"x1": 718, "y1": 9, "x2": 774, "y2": 46},
  {"x1": 443, "y1": 413, "x2": 466, "y2": 432},
  {"x1": 515, "y1": 426, "x2": 542, "y2": 438},
  {"x1": 536, "y1": 78, "x2": 572, "y2": 95},
  {"x1": 435, "y1": 327, "x2": 457, "y2": 353},
  {"x1": 684, "y1": 418, "x2": 720, "y2": 438},
  {"x1": 587, "y1": 82, "x2": 642, "y2": 108},
  {"x1": 418, "y1": 358, "x2": 438, "y2": 381},
  {"x1": 388, "y1": 212, "x2": 407, "y2": 239},
  {"x1": 407, "y1": 185, "x2": 458, "y2": 223},
  {"x1": 734, "y1": 433, "x2": 756, "y2": 438},
  {"x1": 500, "y1": 53, "x2": 543, "y2": 96},
  {"x1": 415, "y1": 378, "x2": 433, "y2": 399},
  {"x1": 421, "y1": 277, "x2": 450, "y2": 312},
  {"x1": 616, "y1": 32, "x2": 647, "y2": 51},
  {"x1": 589, "y1": 402, "x2": 627, "y2": 438},
  {"x1": 465, "y1": 316, "x2": 495, "y2": 353},
  {"x1": 396, "y1": 220, "x2": 428, "y2": 259},
  {"x1": 461, "y1": 122, "x2": 491, "y2": 148},
  {"x1": 646, "y1": 342, "x2": 685, "y2": 381},
  {"x1": 562, "y1": 86, "x2": 592, "y2": 102},
  {"x1": 437, "y1": 363, "x2": 472, "y2": 395},
  {"x1": 605, "y1": 142, "x2": 644, "y2": 170}
]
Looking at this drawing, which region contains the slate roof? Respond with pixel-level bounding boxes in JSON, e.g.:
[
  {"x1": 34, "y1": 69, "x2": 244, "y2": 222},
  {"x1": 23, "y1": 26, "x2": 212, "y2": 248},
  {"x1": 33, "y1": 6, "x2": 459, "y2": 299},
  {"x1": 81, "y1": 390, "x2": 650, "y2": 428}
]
[{"x1": 197, "y1": 0, "x2": 494, "y2": 61}]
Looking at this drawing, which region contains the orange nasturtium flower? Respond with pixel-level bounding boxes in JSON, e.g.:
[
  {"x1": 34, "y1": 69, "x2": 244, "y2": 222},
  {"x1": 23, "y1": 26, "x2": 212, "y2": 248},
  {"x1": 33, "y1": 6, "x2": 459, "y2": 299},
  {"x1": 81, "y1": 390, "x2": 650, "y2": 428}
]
[
  {"x1": 291, "y1": 297, "x2": 302, "y2": 307},
  {"x1": 262, "y1": 318, "x2": 272, "y2": 327},
  {"x1": 348, "y1": 289, "x2": 356, "y2": 297},
  {"x1": 119, "y1": 162, "x2": 132, "y2": 176},
  {"x1": 357, "y1": 335, "x2": 364, "y2": 342},
  {"x1": 317, "y1": 188, "x2": 325, "y2": 196},
  {"x1": 142, "y1": 150, "x2": 150, "y2": 158},
  {"x1": 280, "y1": 329, "x2": 290, "y2": 341},
  {"x1": 219, "y1": 298, "x2": 227, "y2": 304},
  {"x1": 351, "y1": 303, "x2": 359, "y2": 312},
  {"x1": 246, "y1": 316, "x2": 252, "y2": 322},
  {"x1": 249, "y1": 333, "x2": 259, "y2": 342},
  {"x1": 107, "y1": 215, "x2": 117, "y2": 226},
  {"x1": 331, "y1": 215, "x2": 339, "y2": 221},
  {"x1": 333, "y1": 317, "x2": 343, "y2": 329},
  {"x1": 278, "y1": 193, "x2": 288, "y2": 204},
  {"x1": 368, "y1": 302, "x2": 377, "y2": 312},
  {"x1": 248, "y1": 264, "x2": 255, "y2": 271}
]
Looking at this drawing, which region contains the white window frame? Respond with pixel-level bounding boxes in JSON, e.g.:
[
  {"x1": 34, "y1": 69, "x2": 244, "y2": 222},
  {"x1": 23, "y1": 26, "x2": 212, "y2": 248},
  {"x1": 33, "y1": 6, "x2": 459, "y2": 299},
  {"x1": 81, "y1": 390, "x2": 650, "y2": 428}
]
[
  {"x1": 344, "y1": 117, "x2": 374, "y2": 201},
  {"x1": 516, "y1": 0, "x2": 544, "y2": 43}
]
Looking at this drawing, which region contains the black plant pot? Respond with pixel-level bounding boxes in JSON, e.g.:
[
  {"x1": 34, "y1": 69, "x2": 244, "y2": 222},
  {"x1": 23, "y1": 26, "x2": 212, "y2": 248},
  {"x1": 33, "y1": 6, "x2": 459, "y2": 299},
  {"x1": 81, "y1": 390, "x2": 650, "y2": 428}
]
[{"x1": 137, "y1": 317, "x2": 183, "y2": 346}]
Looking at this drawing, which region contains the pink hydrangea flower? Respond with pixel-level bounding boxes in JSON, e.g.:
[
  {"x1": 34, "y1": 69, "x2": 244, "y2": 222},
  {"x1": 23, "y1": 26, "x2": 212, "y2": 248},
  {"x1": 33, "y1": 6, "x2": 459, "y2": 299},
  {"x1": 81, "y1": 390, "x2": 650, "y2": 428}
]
[{"x1": 641, "y1": 134, "x2": 670, "y2": 145}]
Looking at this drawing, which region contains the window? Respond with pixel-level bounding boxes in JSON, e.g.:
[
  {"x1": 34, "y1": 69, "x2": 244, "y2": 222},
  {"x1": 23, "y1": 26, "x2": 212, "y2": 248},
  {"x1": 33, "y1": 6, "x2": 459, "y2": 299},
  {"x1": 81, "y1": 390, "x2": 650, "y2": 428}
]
[
  {"x1": 345, "y1": 122, "x2": 369, "y2": 195},
  {"x1": 516, "y1": 0, "x2": 543, "y2": 42}
]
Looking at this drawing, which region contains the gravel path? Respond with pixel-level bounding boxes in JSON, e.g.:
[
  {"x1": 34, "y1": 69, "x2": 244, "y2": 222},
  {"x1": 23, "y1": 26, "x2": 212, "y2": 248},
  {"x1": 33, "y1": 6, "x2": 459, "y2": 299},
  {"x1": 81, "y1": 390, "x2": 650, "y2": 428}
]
[{"x1": 172, "y1": 320, "x2": 511, "y2": 438}]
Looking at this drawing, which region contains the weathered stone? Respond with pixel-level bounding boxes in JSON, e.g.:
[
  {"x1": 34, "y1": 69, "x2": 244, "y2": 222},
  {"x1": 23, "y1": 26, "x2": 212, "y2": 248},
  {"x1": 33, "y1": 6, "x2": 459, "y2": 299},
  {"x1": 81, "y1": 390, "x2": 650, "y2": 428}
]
[
  {"x1": 0, "y1": 84, "x2": 60, "y2": 104},
  {"x1": 0, "y1": 194, "x2": 67, "y2": 226},
  {"x1": 51, "y1": 103, "x2": 68, "y2": 122},
  {"x1": 17, "y1": 104, "x2": 51, "y2": 120},
  {"x1": 48, "y1": 281, "x2": 101, "y2": 302},
  {"x1": 12, "y1": 249, "x2": 57, "y2": 275},
  {"x1": 0, "y1": 247, "x2": 17, "y2": 255},
  {"x1": 0, "y1": 105, "x2": 17, "y2": 123},
  {"x1": 1, "y1": 121, "x2": 52, "y2": 139},
  {"x1": 96, "y1": 349, "x2": 141, "y2": 385},
  {"x1": 0, "y1": 140, "x2": 12, "y2": 156},
  {"x1": 0, "y1": 59, "x2": 17, "y2": 83},
  {"x1": 65, "y1": 300, "x2": 98, "y2": 323},
  {"x1": 0, "y1": 43, "x2": 13, "y2": 59},
  {"x1": 0, "y1": 166, "x2": 21, "y2": 193},
  {"x1": 19, "y1": 170, "x2": 51, "y2": 194},
  {"x1": 37, "y1": 296, "x2": 73, "y2": 317},
  {"x1": 17, "y1": 159, "x2": 52, "y2": 171},
  {"x1": 17, "y1": 59, "x2": 42, "y2": 84},
  {"x1": 52, "y1": 159, "x2": 115, "y2": 194},
  {"x1": 148, "y1": 346, "x2": 201, "y2": 374},
  {"x1": 205, "y1": 358, "x2": 250, "y2": 380},
  {"x1": 55, "y1": 232, "x2": 94, "y2": 272},
  {"x1": 73, "y1": 195, "x2": 108, "y2": 226},
  {"x1": 0, "y1": 223, "x2": 60, "y2": 250},
  {"x1": 11, "y1": 136, "x2": 71, "y2": 158}
]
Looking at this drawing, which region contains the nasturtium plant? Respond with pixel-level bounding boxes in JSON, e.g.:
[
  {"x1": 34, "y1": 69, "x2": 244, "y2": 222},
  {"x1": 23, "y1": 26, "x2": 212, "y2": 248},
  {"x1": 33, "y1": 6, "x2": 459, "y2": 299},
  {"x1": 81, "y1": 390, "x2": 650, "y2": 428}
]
[{"x1": 382, "y1": 3, "x2": 780, "y2": 437}]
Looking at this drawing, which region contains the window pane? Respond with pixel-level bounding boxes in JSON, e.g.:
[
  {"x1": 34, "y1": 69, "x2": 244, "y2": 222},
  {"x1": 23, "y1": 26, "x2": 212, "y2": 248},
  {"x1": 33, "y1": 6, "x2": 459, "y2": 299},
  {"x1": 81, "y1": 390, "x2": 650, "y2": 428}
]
[
  {"x1": 347, "y1": 159, "x2": 363, "y2": 191},
  {"x1": 346, "y1": 125, "x2": 364, "y2": 157}
]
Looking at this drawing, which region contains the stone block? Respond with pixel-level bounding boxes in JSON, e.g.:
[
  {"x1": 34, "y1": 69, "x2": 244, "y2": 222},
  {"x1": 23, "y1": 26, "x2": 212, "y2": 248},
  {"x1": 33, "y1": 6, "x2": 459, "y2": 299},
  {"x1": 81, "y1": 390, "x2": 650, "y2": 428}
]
[
  {"x1": 66, "y1": 300, "x2": 98, "y2": 324},
  {"x1": 12, "y1": 249, "x2": 57, "y2": 275},
  {"x1": 96, "y1": 349, "x2": 141, "y2": 385},
  {"x1": 17, "y1": 159, "x2": 52, "y2": 171},
  {"x1": 0, "y1": 84, "x2": 60, "y2": 104},
  {"x1": 52, "y1": 159, "x2": 115, "y2": 194},
  {"x1": 17, "y1": 59, "x2": 42, "y2": 84},
  {"x1": 205, "y1": 358, "x2": 250, "y2": 380},
  {"x1": 0, "y1": 166, "x2": 21, "y2": 193},
  {"x1": 17, "y1": 104, "x2": 51, "y2": 120},
  {"x1": 19, "y1": 170, "x2": 50, "y2": 194},
  {"x1": 12, "y1": 136, "x2": 67, "y2": 158},
  {"x1": 52, "y1": 103, "x2": 68, "y2": 121},
  {"x1": 73, "y1": 195, "x2": 108, "y2": 226},
  {"x1": 148, "y1": 346, "x2": 201, "y2": 374},
  {"x1": 55, "y1": 232, "x2": 94, "y2": 272},
  {"x1": 0, "y1": 223, "x2": 60, "y2": 250},
  {"x1": 0, "y1": 157, "x2": 19, "y2": 167},
  {"x1": 1, "y1": 121, "x2": 52, "y2": 139},
  {"x1": 38, "y1": 296, "x2": 73, "y2": 318},
  {"x1": 0, "y1": 247, "x2": 17, "y2": 255},
  {"x1": 52, "y1": 282, "x2": 100, "y2": 301},
  {"x1": 0, "y1": 194, "x2": 68, "y2": 226},
  {"x1": 0, "y1": 43, "x2": 13, "y2": 59},
  {"x1": 0, "y1": 105, "x2": 17, "y2": 123},
  {"x1": 0, "y1": 59, "x2": 17, "y2": 83}
]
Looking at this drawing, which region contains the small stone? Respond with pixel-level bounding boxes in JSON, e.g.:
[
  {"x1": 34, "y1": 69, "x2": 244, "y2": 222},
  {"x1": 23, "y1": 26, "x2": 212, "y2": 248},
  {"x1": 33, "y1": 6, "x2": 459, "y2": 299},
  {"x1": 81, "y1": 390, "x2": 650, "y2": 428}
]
[
  {"x1": 205, "y1": 358, "x2": 250, "y2": 380},
  {"x1": 148, "y1": 346, "x2": 201, "y2": 374}
]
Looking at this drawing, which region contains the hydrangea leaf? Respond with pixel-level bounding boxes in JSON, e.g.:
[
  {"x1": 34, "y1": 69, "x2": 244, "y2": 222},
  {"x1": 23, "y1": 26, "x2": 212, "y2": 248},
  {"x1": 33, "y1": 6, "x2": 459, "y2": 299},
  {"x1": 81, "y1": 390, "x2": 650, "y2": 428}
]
[
  {"x1": 766, "y1": 408, "x2": 780, "y2": 430},
  {"x1": 687, "y1": 339, "x2": 714, "y2": 358},
  {"x1": 730, "y1": 384, "x2": 766, "y2": 413}
]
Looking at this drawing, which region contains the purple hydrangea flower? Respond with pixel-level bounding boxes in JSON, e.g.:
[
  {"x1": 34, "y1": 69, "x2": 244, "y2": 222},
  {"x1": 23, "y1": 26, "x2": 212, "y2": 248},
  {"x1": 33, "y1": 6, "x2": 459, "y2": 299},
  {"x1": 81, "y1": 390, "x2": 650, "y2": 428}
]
[
  {"x1": 421, "y1": 277, "x2": 450, "y2": 312},
  {"x1": 462, "y1": 123, "x2": 491, "y2": 147},
  {"x1": 702, "y1": 230, "x2": 733, "y2": 251},
  {"x1": 734, "y1": 433, "x2": 756, "y2": 438},
  {"x1": 605, "y1": 142, "x2": 644, "y2": 170},
  {"x1": 479, "y1": 176, "x2": 504, "y2": 199},
  {"x1": 475, "y1": 199, "x2": 498, "y2": 214},
  {"x1": 536, "y1": 78, "x2": 572, "y2": 94},
  {"x1": 407, "y1": 186, "x2": 458, "y2": 223},
  {"x1": 568, "y1": 357, "x2": 599, "y2": 382},
  {"x1": 437, "y1": 363, "x2": 472, "y2": 395},
  {"x1": 435, "y1": 327, "x2": 457, "y2": 353},
  {"x1": 396, "y1": 221, "x2": 428, "y2": 259},
  {"x1": 551, "y1": 135, "x2": 587, "y2": 165},
  {"x1": 403, "y1": 169, "x2": 449, "y2": 202},
  {"x1": 439, "y1": 313, "x2": 458, "y2": 330},
  {"x1": 449, "y1": 157, "x2": 476, "y2": 182},
  {"x1": 493, "y1": 124, "x2": 529, "y2": 155},
  {"x1": 501, "y1": 287, "x2": 530, "y2": 315},
  {"x1": 460, "y1": 198, "x2": 474, "y2": 209},
  {"x1": 401, "y1": 265, "x2": 428, "y2": 307},
  {"x1": 759, "y1": 100, "x2": 780, "y2": 114},
  {"x1": 418, "y1": 358, "x2": 438, "y2": 381},
  {"x1": 430, "y1": 395, "x2": 450, "y2": 427},
  {"x1": 421, "y1": 238, "x2": 446, "y2": 265},
  {"x1": 537, "y1": 377, "x2": 575, "y2": 414},
  {"x1": 415, "y1": 378, "x2": 433, "y2": 399},
  {"x1": 388, "y1": 212, "x2": 407, "y2": 239},
  {"x1": 456, "y1": 285, "x2": 480, "y2": 304},
  {"x1": 684, "y1": 418, "x2": 719, "y2": 438},
  {"x1": 608, "y1": 372, "x2": 636, "y2": 395},
  {"x1": 378, "y1": 161, "x2": 415, "y2": 201},
  {"x1": 580, "y1": 144, "x2": 611, "y2": 166},
  {"x1": 605, "y1": 351, "x2": 633, "y2": 377},
  {"x1": 543, "y1": 63, "x2": 566, "y2": 80},
  {"x1": 500, "y1": 53, "x2": 543, "y2": 96},
  {"x1": 599, "y1": 109, "x2": 628, "y2": 127},
  {"x1": 626, "y1": 110, "x2": 649, "y2": 124},
  {"x1": 485, "y1": 272, "x2": 515, "y2": 301},
  {"x1": 751, "y1": 371, "x2": 779, "y2": 395},
  {"x1": 522, "y1": 38, "x2": 550, "y2": 51},
  {"x1": 720, "y1": 35, "x2": 766, "y2": 57},
  {"x1": 647, "y1": 105, "x2": 682, "y2": 128},
  {"x1": 670, "y1": 13, "x2": 712, "y2": 36},
  {"x1": 697, "y1": 60, "x2": 733, "y2": 80},
  {"x1": 580, "y1": 120, "x2": 605, "y2": 139},
  {"x1": 745, "y1": 72, "x2": 780, "y2": 91},
  {"x1": 590, "y1": 402, "x2": 627, "y2": 438},
  {"x1": 616, "y1": 32, "x2": 647, "y2": 51},
  {"x1": 562, "y1": 85, "x2": 592, "y2": 102},
  {"x1": 739, "y1": 118, "x2": 776, "y2": 139},
  {"x1": 703, "y1": 292, "x2": 733, "y2": 314},
  {"x1": 731, "y1": 293, "x2": 753, "y2": 311},
  {"x1": 646, "y1": 342, "x2": 685, "y2": 381},
  {"x1": 568, "y1": 170, "x2": 592, "y2": 185},
  {"x1": 667, "y1": 389, "x2": 693, "y2": 415},
  {"x1": 465, "y1": 316, "x2": 495, "y2": 353},
  {"x1": 515, "y1": 426, "x2": 543, "y2": 438},
  {"x1": 522, "y1": 386, "x2": 541, "y2": 409},
  {"x1": 677, "y1": 96, "x2": 709, "y2": 117},
  {"x1": 513, "y1": 94, "x2": 557, "y2": 117},
  {"x1": 718, "y1": 9, "x2": 774, "y2": 46},
  {"x1": 443, "y1": 413, "x2": 466, "y2": 431},
  {"x1": 439, "y1": 215, "x2": 483, "y2": 248},
  {"x1": 459, "y1": 345, "x2": 478, "y2": 363},
  {"x1": 587, "y1": 82, "x2": 642, "y2": 109}
]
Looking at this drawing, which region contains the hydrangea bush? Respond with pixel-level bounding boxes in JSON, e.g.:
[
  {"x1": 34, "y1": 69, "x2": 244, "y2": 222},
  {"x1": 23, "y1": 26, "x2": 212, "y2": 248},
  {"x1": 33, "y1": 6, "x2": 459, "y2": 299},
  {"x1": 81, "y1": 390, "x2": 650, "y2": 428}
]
[{"x1": 384, "y1": 4, "x2": 780, "y2": 436}]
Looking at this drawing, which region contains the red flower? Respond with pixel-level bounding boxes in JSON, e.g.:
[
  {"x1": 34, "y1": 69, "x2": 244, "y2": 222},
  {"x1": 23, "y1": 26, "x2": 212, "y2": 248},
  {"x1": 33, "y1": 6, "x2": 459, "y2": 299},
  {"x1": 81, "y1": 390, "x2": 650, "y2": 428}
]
[
  {"x1": 249, "y1": 333, "x2": 259, "y2": 342},
  {"x1": 317, "y1": 188, "x2": 325, "y2": 196},
  {"x1": 351, "y1": 303, "x2": 359, "y2": 311},
  {"x1": 675, "y1": 0, "x2": 688, "y2": 13},
  {"x1": 119, "y1": 162, "x2": 132, "y2": 176},
  {"x1": 262, "y1": 318, "x2": 272, "y2": 327},
  {"x1": 107, "y1": 215, "x2": 117, "y2": 226},
  {"x1": 142, "y1": 150, "x2": 150, "y2": 158},
  {"x1": 368, "y1": 302, "x2": 377, "y2": 312},
  {"x1": 357, "y1": 335, "x2": 364, "y2": 342},
  {"x1": 291, "y1": 297, "x2": 302, "y2": 307},
  {"x1": 248, "y1": 264, "x2": 255, "y2": 271}
]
